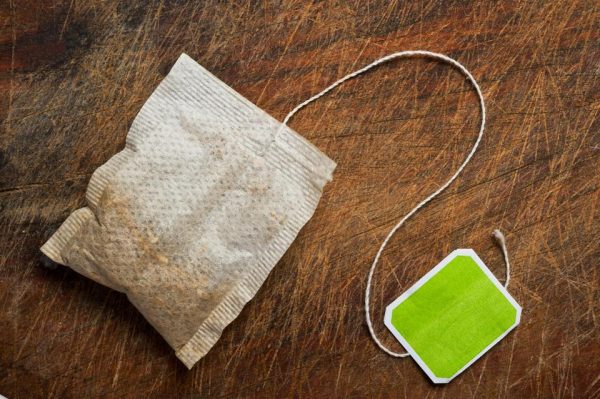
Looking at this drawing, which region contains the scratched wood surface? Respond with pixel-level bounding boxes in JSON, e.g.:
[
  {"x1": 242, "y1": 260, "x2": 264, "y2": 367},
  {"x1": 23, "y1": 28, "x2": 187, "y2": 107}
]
[{"x1": 1, "y1": 0, "x2": 599, "y2": 398}]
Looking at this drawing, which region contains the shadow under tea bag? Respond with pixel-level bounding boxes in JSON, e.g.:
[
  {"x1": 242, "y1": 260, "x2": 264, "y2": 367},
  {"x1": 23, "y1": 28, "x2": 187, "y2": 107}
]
[{"x1": 41, "y1": 53, "x2": 336, "y2": 369}]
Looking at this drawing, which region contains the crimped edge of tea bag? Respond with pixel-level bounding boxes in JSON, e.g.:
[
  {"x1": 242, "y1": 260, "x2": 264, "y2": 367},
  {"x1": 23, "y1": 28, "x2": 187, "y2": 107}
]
[
  {"x1": 171, "y1": 53, "x2": 337, "y2": 182},
  {"x1": 175, "y1": 177, "x2": 330, "y2": 368},
  {"x1": 41, "y1": 145, "x2": 134, "y2": 262},
  {"x1": 40, "y1": 147, "x2": 137, "y2": 291},
  {"x1": 41, "y1": 207, "x2": 93, "y2": 265}
]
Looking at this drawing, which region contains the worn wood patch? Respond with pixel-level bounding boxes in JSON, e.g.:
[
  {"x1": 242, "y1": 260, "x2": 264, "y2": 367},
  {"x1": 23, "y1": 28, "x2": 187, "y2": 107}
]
[{"x1": 1, "y1": 1, "x2": 599, "y2": 398}]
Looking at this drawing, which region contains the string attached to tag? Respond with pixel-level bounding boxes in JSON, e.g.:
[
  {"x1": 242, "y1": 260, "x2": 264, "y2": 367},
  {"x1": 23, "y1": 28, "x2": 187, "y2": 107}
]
[{"x1": 278, "y1": 50, "x2": 512, "y2": 357}]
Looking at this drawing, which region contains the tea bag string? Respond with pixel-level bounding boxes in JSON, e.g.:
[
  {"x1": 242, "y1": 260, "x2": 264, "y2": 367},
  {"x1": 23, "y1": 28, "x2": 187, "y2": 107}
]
[{"x1": 279, "y1": 50, "x2": 511, "y2": 357}]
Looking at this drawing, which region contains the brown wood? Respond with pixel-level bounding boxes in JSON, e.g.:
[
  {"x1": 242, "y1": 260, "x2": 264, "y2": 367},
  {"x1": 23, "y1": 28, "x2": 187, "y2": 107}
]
[{"x1": 1, "y1": 1, "x2": 599, "y2": 397}]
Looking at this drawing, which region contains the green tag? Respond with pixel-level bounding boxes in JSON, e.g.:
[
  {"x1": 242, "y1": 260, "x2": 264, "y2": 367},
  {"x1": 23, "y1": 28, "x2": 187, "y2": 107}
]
[{"x1": 384, "y1": 249, "x2": 521, "y2": 383}]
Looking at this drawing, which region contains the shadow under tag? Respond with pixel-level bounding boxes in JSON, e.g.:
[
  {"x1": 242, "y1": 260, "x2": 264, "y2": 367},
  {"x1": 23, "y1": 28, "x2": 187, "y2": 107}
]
[{"x1": 384, "y1": 249, "x2": 521, "y2": 384}]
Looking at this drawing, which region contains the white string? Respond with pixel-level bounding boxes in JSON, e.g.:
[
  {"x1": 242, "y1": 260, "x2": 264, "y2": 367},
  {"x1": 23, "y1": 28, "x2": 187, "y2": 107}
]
[
  {"x1": 279, "y1": 50, "x2": 510, "y2": 357},
  {"x1": 492, "y1": 229, "x2": 511, "y2": 288}
]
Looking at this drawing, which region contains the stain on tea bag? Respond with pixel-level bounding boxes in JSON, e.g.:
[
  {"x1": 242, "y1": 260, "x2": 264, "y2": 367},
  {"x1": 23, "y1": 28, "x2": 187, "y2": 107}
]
[{"x1": 41, "y1": 54, "x2": 336, "y2": 369}]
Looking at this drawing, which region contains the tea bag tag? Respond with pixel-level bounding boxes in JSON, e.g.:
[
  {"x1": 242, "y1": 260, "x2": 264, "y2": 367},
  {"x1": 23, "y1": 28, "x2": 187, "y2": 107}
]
[{"x1": 384, "y1": 249, "x2": 521, "y2": 383}]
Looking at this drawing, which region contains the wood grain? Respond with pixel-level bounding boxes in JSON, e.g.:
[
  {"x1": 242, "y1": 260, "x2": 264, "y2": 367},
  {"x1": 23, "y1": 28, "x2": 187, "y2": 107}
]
[{"x1": 1, "y1": 0, "x2": 599, "y2": 397}]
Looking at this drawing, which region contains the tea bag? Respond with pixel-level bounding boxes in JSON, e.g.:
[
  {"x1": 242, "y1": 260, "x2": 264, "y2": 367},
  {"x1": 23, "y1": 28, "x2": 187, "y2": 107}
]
[
  {"x1": 41, "y1": 53, "x2": 336, "y2": 369},
  {"x1": 44, "y1": 50, "x2": 519, "y2": 380}
]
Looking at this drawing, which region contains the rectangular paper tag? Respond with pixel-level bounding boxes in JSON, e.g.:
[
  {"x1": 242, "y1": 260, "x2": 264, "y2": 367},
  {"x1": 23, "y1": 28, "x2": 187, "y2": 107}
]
[{"x1": 384, "y1": 249, "x2": 521, "y2": 383}]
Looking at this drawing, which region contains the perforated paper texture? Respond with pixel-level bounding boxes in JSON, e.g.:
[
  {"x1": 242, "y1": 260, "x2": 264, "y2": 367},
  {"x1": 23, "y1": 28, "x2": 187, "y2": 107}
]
[{"x1": 41, "y1": 53, "x2": 336, "y2": 369}]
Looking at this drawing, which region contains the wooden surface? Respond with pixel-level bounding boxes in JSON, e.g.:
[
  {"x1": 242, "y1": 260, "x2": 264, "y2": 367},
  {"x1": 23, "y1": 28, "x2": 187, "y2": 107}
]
[{"x1": 1, "y1": 1, "x2": 599, "y2": 397}]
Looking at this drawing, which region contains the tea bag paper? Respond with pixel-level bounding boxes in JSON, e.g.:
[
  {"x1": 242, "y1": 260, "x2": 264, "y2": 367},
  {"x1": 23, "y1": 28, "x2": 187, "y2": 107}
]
[{"x1": 41, "y1": 53, "x2": 336, "y2": 369}]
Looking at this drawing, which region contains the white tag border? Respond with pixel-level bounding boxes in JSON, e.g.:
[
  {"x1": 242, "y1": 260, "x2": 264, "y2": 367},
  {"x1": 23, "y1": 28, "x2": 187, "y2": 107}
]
[{"x1": 383, "y1": 248, "x2": 522, "y2": 384}]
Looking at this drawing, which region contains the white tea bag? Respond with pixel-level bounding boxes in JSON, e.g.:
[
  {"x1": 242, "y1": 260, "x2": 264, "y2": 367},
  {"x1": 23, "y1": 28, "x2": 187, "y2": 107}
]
[{"x1": 41, "y1": 53, "x2": 336, "y2": 369}]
